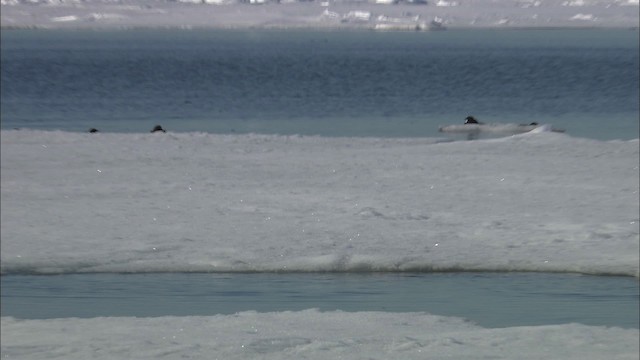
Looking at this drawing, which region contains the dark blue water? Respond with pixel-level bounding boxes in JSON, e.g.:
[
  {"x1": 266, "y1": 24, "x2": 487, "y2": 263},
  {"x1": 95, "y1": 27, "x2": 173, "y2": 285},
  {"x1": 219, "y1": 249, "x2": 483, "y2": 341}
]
[
  {"x1": 1, "y1": 29, "x2": 638, "y2": 139},
  {"x1": 2, "y1": 273, "x2": 638, "y2": 329}
]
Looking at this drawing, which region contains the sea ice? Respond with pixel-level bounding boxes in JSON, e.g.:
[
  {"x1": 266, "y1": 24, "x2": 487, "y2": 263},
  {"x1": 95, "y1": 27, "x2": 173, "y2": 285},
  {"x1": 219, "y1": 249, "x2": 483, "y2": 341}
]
[
  {"x1": 1, "y1": 130, "x2": 638, "y2": 277},
  {"x1": 2, "y1": 310, "x2": 639, "y2": 359},
  {"x1": 0, "y1": 0, "x2": 638, "y2": 29}
]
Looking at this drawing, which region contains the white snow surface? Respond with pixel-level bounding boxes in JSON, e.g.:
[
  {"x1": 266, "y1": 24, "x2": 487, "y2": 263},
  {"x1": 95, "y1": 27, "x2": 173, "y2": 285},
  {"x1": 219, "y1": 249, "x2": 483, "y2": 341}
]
[
  {"x1": 1, "y1": 130, "x2": 638, "y2": 277},
  {"x1": 2, "y1": 310, "x2": 640, "y2": 360},
  {"x1": 1, "y1": 0, "x2": 638, "y2": 29}
]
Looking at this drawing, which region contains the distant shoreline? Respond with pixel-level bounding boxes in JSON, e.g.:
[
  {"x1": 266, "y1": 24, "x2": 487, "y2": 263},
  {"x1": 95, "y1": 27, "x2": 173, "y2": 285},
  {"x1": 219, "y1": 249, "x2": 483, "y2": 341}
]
[
  {"x1": 2, "y1": 25, "x2": 638, "y2": 31},
  {"x1": 0, "y1": 25, "x2": 640, "y2": 32},
  {"x1": 2, "y1": 24, "x2": 639, "y2": 31}
]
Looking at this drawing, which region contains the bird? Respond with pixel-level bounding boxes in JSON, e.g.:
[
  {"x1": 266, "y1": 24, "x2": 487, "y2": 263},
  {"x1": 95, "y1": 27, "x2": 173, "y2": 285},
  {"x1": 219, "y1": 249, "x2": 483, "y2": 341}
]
[{"x1": 151, "y1": 125, "x2": 166, "y2": 133}]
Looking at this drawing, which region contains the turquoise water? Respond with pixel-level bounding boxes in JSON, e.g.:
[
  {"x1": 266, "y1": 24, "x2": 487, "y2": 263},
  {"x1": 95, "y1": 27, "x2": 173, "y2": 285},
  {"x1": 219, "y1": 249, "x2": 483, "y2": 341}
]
[{"x1": 2, "y1": 273, "x2": 638, "y2": 328}]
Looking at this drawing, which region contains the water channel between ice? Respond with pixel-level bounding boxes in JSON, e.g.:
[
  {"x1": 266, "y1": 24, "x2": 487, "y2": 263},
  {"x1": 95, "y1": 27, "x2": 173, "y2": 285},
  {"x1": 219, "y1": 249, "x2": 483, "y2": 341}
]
[{"x1": 2, "y1": 272, "x2": 638, "y2": 329}]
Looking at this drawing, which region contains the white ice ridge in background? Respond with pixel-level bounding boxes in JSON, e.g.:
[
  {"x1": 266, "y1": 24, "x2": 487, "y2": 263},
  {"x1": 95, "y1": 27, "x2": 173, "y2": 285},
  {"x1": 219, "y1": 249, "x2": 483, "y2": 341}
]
[
  {"x1": 1, "y1": 0, "x2": 638, "y2": 29},
  {"x1": 1, "y1": 130, "x2": 638, "y2": 277}
]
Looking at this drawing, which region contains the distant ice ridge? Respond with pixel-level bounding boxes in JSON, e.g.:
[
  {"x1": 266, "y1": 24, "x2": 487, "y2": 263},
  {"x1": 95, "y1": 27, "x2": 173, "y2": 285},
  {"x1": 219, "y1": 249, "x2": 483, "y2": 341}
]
[
  {"x1": 1, "y1": 130, "x2": 638, "y2": 277},
  {"x1": 1, "y1": 0, "x2": 638, "y2": 5},
  {"x1": 1, "y1": 0, "x2": 638, "y2": 28}
]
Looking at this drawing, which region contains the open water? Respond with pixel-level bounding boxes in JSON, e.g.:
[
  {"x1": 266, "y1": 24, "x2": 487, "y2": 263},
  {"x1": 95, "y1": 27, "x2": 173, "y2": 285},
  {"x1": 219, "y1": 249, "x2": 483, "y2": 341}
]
[
  {"x1": 1, "y1": 29, "x2": 638, "y2": 139},
  {"x1": 2, "y1": 273, "x2": 639, "y2": 328}
]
